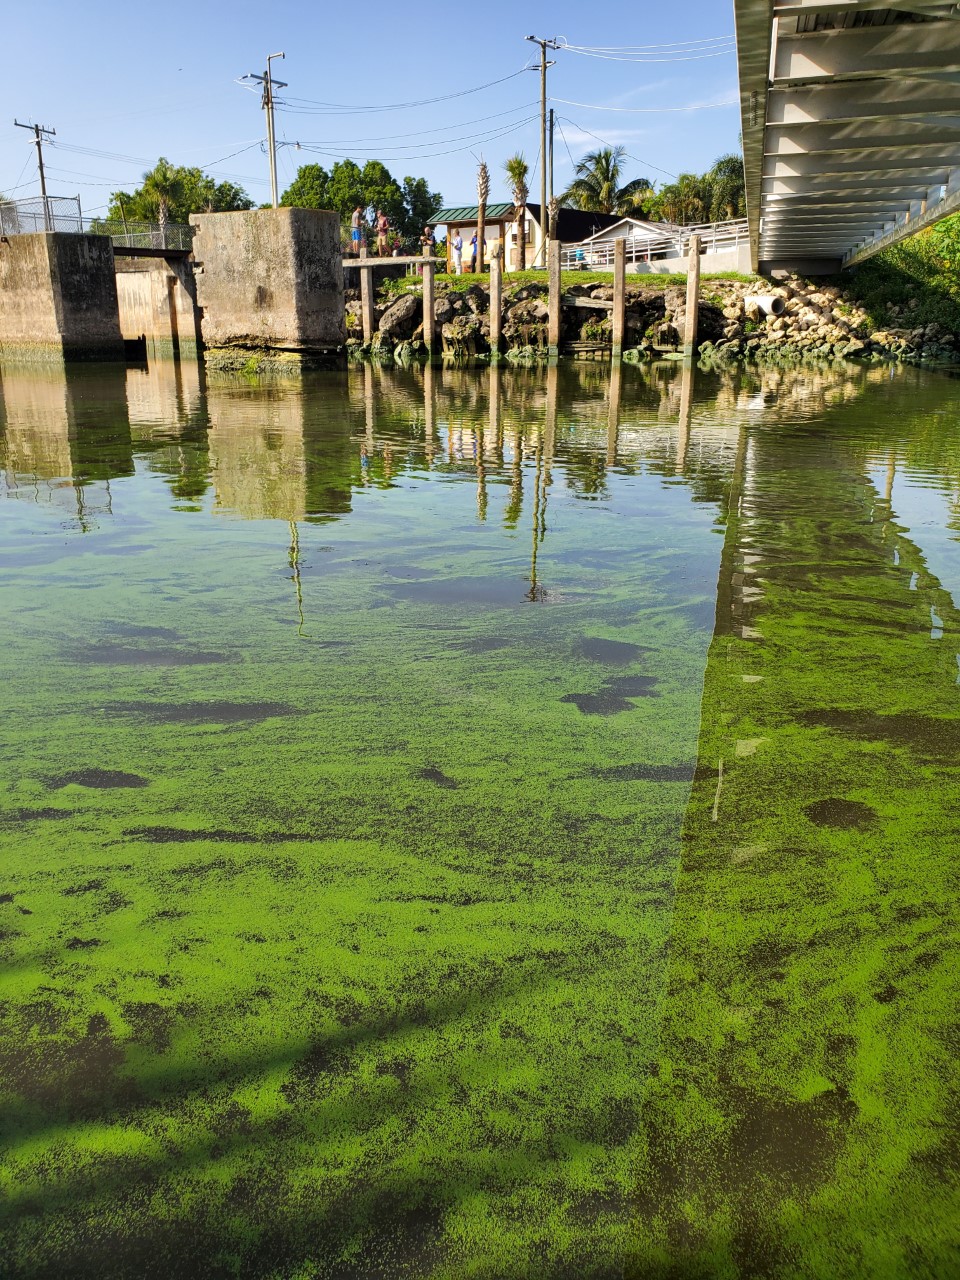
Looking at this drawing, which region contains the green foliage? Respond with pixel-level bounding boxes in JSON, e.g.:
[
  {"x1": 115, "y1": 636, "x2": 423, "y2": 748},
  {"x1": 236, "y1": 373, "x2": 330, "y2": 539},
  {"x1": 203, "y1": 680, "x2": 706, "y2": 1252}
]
[
  {"x1": 400, "y1": 175, "x2": 442, "y2": 235},
  {"x1": 647, "y1": 154, "x2": 746, "y2": 225},
  {"x1": 503, "y1": 154, "x2": 529, "y2": 207},
  {"x1": 280, "y1": 160, "x2": 440, "y2": 240},
  {"x1": 108, "y1": 157, "x2": 253, "y2": 225},
  {"x1": 706, "y1": 153, "x2": 746, "y2": 221},
  {"x1": 841, "y1": 219, "x2": 960, "y2": 331},
  {"x1": 560, "y1": 146, "x2": 653, "y2": 216},
  {"x1": 278, "y1": 163, "x2": 329, "y2": 210}
]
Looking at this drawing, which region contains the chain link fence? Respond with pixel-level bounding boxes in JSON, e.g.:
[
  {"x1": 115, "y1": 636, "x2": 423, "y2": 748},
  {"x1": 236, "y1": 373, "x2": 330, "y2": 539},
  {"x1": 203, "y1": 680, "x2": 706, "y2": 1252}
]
[{"x1": 0, "y1": 197, "x2": 193, "y2": 251}]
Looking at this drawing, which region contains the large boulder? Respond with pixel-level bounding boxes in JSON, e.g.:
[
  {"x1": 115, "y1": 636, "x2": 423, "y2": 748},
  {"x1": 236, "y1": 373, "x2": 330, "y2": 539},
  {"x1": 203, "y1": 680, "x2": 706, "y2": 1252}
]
[
  {"x1": 379, "y1": 292, "x2": 421, "y2": 338},
  {"x1": 434, "y1": 296, "x2": 455, "y2": 325}
]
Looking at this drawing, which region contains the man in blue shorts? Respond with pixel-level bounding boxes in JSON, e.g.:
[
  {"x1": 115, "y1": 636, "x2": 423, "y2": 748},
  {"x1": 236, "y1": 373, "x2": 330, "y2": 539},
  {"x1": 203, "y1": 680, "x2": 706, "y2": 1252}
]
[{"x1": 351, "y1": 206, "x2": 363, "y2": 255}]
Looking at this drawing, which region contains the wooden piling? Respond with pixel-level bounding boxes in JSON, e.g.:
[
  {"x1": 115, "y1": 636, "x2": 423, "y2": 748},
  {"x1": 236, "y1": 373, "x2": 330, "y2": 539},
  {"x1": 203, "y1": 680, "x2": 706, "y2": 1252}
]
[
  {"x1": 422, "y1": 258, "x2": 435, "y2": 356},
  {"x1": 683, "y1": 233, "x2": 701, "y2": 361},
  {"x1": 612, "y1": 238, "x2": 626, "y2": 358},
  {"x1": 489, "y1": 249, "x2": 502, "y2": 359},
  {"x1": 360, "y1": 265, "x2": 375, "y2": 345},
  {"x1": 607, "y1": 360, "x2": 622, "y2": 467},
  {"x1": 547, "y1": 239, "x2": 561, "y2": 359},
  {"x1": 677, "y1": 358, "x2": 694, "y2": 474}
]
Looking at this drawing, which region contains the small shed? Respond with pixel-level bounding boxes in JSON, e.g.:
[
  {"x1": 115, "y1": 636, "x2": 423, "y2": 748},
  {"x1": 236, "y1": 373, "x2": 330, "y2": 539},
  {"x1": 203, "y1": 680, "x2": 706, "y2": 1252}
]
[{"x1": 429, "y1": 203, "x2": 517, "y2": 271}]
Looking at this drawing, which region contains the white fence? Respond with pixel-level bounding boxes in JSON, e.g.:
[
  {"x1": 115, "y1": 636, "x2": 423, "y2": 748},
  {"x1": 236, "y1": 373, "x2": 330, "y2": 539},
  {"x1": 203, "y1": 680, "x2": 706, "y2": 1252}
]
[{"x1": 561, "y1": 218, "x2": 748, "y2": 270}]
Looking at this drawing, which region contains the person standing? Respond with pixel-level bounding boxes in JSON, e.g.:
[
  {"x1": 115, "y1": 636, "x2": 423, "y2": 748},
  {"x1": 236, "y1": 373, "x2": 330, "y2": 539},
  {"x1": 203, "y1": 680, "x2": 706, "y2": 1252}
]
[
  {"x1": 452, "y1": 229, "x2": 463, "y2": 275},
  {"x1": 470, "y1": 232, "x2": 478, "y2": 273},
  {"x1": 376, "y1": 209, "x2": 390, "y2": 257},
  {"x1": 351, "y1": 206, "x2": 363, "y2": 256}
]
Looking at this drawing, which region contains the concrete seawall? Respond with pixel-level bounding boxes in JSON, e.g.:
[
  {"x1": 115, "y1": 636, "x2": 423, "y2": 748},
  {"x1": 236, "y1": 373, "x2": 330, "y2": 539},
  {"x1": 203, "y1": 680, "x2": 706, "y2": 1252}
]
[{"x1": 0, "y1": 233, "x2": 124, "y2": 364}]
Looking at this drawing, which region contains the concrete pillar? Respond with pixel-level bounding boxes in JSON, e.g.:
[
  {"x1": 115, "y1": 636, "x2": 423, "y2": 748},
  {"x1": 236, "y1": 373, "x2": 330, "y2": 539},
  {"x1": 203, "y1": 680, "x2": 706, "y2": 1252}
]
[
  {"x1": 489, "y1": 250, "x2": 502, "y2": 359},
  {"x1": 683, "y1": 233, "x2": 701, "y2": 362},
  {"x1": 547, "y1": 239, "x2": 562, "y2": 359},
  {"x1": 422, "y1": 259, "x2": 435, "y2": 356},
  {"x1": 190, "y1": 208, "x2": 345, "y2": 371},
  {"x1": 0, "y1": 233, "x2": 124, "y2": 364},
  {"x1": 360, "y1": 266, "x2": 375, "y2": 346},
  {"x1": 612, "y1": 238, "x2": 626, "y2": 358}
]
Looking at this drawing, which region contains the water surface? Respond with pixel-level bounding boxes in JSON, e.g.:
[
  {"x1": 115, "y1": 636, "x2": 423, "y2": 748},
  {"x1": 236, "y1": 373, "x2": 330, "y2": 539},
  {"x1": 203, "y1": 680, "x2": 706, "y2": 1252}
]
[{"x1": 1, "y1": 358, "x2": 958, "y2": 1278}]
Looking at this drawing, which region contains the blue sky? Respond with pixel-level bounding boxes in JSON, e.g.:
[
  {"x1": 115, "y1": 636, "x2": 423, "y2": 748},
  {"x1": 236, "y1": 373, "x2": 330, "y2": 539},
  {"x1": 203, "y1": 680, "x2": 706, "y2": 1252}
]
[{"x1": 1, "y1": 1, "x2": 740, "y2": 215}]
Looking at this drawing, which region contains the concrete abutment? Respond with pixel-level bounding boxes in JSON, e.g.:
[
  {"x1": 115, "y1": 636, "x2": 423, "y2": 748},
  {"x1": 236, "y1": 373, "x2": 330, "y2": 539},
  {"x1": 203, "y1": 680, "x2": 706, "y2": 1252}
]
[
  {"x1": 0, "y1": 233, "x2": 125, "y2": 364},
  {"x1": 189, "y1": 208, "x2": 346, "y2": 371}
]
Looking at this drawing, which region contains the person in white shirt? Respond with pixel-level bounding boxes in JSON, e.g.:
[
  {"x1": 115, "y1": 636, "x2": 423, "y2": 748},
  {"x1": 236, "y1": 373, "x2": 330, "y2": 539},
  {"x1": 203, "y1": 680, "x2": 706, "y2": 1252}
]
[{"x1": 452, "y1": 230, "x2": 463, "y2": 275}]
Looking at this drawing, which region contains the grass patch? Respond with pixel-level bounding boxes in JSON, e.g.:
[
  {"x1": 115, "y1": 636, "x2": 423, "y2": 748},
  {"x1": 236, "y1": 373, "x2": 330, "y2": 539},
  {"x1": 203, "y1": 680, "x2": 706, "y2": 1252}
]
[{"x1": 379, "y1": 268, "x2": 759, "y2": 302}]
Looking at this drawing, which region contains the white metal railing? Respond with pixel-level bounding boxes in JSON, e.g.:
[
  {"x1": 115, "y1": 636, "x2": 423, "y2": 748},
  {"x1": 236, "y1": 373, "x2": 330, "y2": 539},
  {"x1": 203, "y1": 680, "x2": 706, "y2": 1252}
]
[{"x1": 561, "y1": 218, "x2": 748, "y2": 270}]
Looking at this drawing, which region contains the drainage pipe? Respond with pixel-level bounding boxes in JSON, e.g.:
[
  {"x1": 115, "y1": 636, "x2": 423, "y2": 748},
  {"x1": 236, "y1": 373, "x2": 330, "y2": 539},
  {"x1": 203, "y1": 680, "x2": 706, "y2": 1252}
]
[{"x1": 745, "y1": 293, "x2": 785, "y2": 317}]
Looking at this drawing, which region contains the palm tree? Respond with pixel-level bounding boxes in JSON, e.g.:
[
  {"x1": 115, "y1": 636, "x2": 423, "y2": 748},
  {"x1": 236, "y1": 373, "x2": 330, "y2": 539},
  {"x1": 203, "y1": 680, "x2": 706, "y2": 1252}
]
[
  {"x1": 504, "y1": 153, "x2": 529, "y2": 271},
  {"x1": 707, "y1": 153, "x2": 746, "y2": 221},
  {"x1": 561, "y1": 147, "x2": 653, "y2": 216},
  {"x1": 140, "y1": 158, "x2": 184, "y2": 245},
  {"x1": 654, "y1": 173, "x2": 711, "y2": 226},
  {"x1": 476, "y1": 158, "x2": 489, "y2": 275}
]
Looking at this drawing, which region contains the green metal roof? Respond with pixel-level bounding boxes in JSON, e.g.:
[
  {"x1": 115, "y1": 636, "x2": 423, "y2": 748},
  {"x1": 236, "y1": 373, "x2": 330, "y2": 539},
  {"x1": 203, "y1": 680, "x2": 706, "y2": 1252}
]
[{"x1": 431, "y1": 203, "x2": 516, "y2": 224}]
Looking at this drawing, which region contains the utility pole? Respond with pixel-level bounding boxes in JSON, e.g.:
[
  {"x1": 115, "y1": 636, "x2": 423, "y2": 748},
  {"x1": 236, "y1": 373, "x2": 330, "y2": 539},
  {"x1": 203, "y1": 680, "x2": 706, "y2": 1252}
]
[
  {"x1": 14, "y1": 120, "x2": 55, "y2": 231},
  {"x1": 548, "y1": 108, "x2": 555, "y2": 238},
  {"x1": 241, "y1": 53, "x2": 286, "y2": 208},
  {"x1": 525, "y1": 36, "x2": 558, "y2": 267}
]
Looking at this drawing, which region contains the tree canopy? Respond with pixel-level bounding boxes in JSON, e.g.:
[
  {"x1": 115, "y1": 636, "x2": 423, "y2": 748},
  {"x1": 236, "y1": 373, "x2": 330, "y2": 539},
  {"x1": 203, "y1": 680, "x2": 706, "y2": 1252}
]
[
  {"x1": 107, "y1": 158, "x2": 253, "y2": 225},
  {"x1": 280, "y1": 159, "x2": 441, "y2": 239},
  {"x1": 648, "y1": 154, "x2": 746, "y2": 225},
  {"x1": 561, "y1": 147, "x2": 653, "y2": 216}
]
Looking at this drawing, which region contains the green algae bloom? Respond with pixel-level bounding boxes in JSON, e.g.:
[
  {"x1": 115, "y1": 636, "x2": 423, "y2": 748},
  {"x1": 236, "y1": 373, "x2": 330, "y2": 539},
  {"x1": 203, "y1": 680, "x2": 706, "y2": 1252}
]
[{"x1": 0, "y1": 358, "x2": 958, "y2": 1278}]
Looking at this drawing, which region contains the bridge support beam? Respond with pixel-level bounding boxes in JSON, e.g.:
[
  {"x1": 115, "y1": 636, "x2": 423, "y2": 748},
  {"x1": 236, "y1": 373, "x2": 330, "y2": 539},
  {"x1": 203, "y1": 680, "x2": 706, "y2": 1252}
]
[
  {"x1": 190, "y1": 208, "x2": 345, "y2": 372},
  {"x1": 0, "y1": 233, "x2": 124, "y2": 364}
]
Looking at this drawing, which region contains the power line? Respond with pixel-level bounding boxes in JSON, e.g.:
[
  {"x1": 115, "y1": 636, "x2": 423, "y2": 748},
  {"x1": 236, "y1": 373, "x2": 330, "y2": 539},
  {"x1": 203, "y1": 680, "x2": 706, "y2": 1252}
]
[
  {"x1": 240, "y1": 52, "x2": 286, "y2": 207},
  {"x1": 274, "y1": 67, "x2": 531, "y2": 115},
  {"x1": 290, "y1": 114, "x2": 540, "y2": 156},
  {"x1": 556, "y1": 34, "x2": 735, "y2": 51},
  {"x1": 558, "y1": 47, "x2": 735, "y2": 63},
  {"x1": 289, "y1": 102, "x2": 539, "y2": 147},
  {"x1": 556, "y1": 116, "x2": 678, "y2": 180},
  {"x1": 525, "y1": 35, "x2": 560, "y2": 266},
  {"x1": 550, "y1": 96, "x2": 738, "y2": 113},
  {"x1": 295, "y1": 115, "x2": 537, "y2": 164},
  {"x1": 14, "y1": 120, "x2": 55, "y2": 228}
]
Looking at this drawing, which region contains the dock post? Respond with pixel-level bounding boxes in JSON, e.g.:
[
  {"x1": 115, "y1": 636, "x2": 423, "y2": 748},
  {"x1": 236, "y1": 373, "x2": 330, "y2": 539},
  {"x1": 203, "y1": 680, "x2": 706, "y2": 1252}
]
[
  {"x1": 607, "y1": 360, "x2": 622, "y2": 467},
  {"x1": 683, "y1": 233, "x2": 701, "y2": 362},
  {"x1": 612, "y1": 238, "x2": 626, "y2": 359},
  {"x1": 547, "y1": 239, "x2": 561, "y2": 360},
  {"x1": 489, "y1": 249, "x2": 502, "y2": 360},
  {"x1": 422, "y1": 257, "x2": 435, "y2": 357},
  {"x1": 677, "y1": 359, "x2": 694, "y2": 473},
  {"x1": 360, "y1": 264, "x2": 375, "y2": 346}
]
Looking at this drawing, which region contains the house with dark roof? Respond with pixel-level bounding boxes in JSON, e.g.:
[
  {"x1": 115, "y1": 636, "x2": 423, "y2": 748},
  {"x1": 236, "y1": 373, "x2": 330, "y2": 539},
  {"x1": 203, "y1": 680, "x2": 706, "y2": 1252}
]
[{"x1": 428, "y1": 203, "x2": 630, "y2": 272}]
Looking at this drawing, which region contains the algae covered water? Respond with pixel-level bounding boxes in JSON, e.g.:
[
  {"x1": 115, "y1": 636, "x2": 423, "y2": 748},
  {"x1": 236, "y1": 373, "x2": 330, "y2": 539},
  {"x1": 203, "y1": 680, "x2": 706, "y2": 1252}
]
[{"x1": 1, "y1": 358, "x2": 958, "y2": 1278}]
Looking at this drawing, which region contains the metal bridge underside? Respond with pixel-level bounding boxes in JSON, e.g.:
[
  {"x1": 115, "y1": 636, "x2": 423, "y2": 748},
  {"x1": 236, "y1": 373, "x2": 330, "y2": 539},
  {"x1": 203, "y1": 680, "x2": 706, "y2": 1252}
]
[{"x1": 735, "y1": 0, "x2": 960, "y2": 273}]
